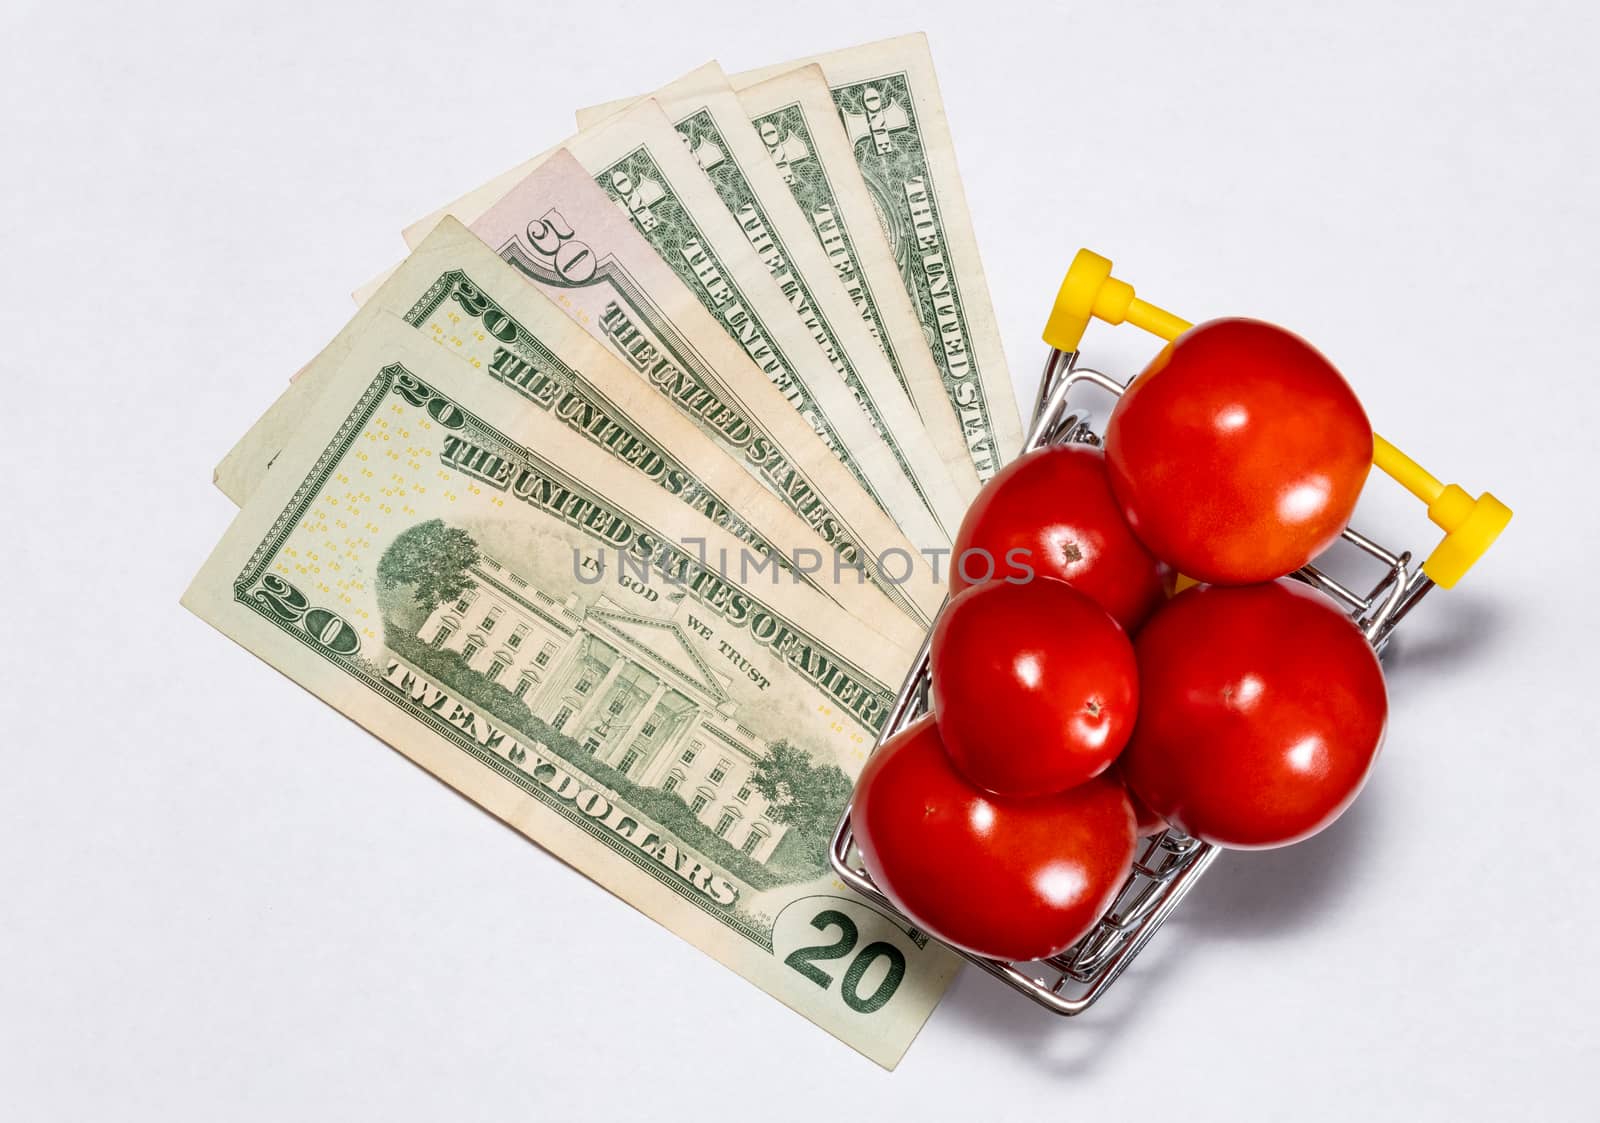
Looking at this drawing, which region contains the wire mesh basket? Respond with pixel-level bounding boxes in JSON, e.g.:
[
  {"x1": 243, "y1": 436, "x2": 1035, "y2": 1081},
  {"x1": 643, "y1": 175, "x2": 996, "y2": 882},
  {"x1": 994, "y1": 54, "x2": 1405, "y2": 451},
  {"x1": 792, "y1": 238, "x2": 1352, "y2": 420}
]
[{"x1": 827, "y1": 251, "x2": 1509, "y2": 1014}]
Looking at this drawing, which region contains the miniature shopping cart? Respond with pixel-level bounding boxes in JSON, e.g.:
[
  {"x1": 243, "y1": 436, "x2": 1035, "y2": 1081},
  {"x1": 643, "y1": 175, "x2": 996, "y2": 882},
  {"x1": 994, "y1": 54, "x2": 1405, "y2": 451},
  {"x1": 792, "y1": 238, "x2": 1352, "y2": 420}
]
[{"x1": 828, "y1": 250, "x2": 1512, "y2": 1014}]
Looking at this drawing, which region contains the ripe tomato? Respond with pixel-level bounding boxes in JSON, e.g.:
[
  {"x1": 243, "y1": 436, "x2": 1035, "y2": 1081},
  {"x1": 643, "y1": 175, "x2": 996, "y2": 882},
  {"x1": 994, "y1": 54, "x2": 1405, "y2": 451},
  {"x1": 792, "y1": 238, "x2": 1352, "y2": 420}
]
[
  {"x1": 853, "y1": 716, "x2": 1136, "y2": 962},
  {"x1": 950, "y1": 443, "x2": 1173, "y2": 632},
  {"x1": 1120, "y1": 580, "x2": 1388, "y2": 849},
  {"x1": 931, "y1": 578, "x2": 1138, "y2": 797},
  {"x1": 1104, "y1": 318, "x2": 1373, "y2": 584}
]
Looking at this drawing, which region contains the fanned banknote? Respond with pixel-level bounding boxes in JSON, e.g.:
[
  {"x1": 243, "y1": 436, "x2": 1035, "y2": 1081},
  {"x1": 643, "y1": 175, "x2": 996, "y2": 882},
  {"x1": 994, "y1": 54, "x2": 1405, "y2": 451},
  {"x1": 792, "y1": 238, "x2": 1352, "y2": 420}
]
[
  {"x1": 573, "y1": 63, "x2": 987, "y2": 502},
  {"x1": 736, "y1": 65, "x2": 982, "y2": 502},
  {"x1": 581, "y1": 36, "x2": 1021, "y2": 481},
  {"x1": 640, "y1": 65, "x2": 969, "y2": 538},
  {"x1": 287, "y1": 161, "x2": 951, "y2": 629},
  {"x1": 470, "y1": 150, "x2": 949, "y2": 627},
  {"x1": 373, "y1": 97, "x2": 958, "y2": 561},
  {"x1": 194, "y1": 32, "x2": 1036, "y2": 1068},
  {"x1": 557, "y1": 100, "x2": 950, "y2": 555},
  {"x1": 215, "y1": 219, "x2": 927, "y2": 651},
  {"x1": 185, "y1": 317, "x2": 960, "y2": 1067}
]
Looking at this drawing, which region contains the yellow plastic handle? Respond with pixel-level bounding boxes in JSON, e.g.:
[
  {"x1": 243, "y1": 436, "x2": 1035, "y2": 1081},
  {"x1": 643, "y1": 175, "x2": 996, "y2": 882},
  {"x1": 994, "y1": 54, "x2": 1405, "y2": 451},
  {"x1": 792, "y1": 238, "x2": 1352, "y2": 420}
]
[
  {"x1": 1043, "y1": 249, "x2": 1512, "y2": 588},
  {"x1": 1044, "y1": 250, "x2": 1192, "y2": 351},
  {"x1": 1370, "y1": 437, "x2": 1513, "y2": 589}
]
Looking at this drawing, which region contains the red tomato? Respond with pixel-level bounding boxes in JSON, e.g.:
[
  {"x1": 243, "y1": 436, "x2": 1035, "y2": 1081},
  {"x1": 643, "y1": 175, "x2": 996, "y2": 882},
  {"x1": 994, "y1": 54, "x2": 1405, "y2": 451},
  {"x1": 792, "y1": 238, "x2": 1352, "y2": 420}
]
[
  {"x1": 853, "y1": 716, "x2": 1136, "y2": 962},
  {"x1": 1121, "y1": 580, "x2": 1388, "y2": 850},
  {"x1": 950, "y1": 443, "x2": 1173, "y2": 632},
  {"x1": 1104, "y1": 318, "x2": 1373, "y2": 584},
  {"x1": 931, "y1": 578, "x2": 1138, "y2": 797}
]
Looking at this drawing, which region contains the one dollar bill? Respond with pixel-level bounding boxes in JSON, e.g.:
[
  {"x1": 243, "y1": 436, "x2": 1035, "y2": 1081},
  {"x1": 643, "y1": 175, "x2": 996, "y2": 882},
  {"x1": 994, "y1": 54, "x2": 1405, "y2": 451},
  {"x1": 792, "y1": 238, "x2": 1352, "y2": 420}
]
[
  {"x1": 736, "y1": 64, "x2": 983, "y2": 504},
  {"x1": 558, "y1": 99, "x2": 952, "y2": 556},
  {"x1": 580, "y1": 36, "x2": 1022, "y2": 481},
  {"x1": 185, "y1": 316, "x2": 960, "y2": 1067},
  {"x1": 644, "y1": 65, "x2": 971, "y2": 538},
  {"x1": 736, "y1": 35, "x2": 1024, "y2": 482}
]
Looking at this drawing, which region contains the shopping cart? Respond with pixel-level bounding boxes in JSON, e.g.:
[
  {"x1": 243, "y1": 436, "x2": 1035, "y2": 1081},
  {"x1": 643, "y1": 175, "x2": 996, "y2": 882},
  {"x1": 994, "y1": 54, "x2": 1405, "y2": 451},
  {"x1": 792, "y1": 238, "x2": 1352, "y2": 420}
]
[{"x1": 828, "y1": 250, "x2": 1512, "y2": 1014}]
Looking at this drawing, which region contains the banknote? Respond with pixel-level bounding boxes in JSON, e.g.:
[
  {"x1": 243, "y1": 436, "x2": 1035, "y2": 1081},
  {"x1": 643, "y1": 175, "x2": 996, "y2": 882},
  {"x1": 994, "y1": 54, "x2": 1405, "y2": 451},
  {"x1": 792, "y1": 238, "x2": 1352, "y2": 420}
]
[
  {"x1": 470, "y1": 150, "x2": 949, "y2": 627},
  {"x1": 643, "y1": 65, "x2": 969, "y2": 538},
  {"x1": 735, "y1": 36, "x2": 1023, "y2": 482},
  {"x1": 391, "y1": 97, "x2": 954, "y2": 558},
  {"x1": 184, "y1": 318, "x2": 960, "y2": 1067},
  {"x1": 578, "y1": 38, "x2": 1020, "y2": 483},
  {"x1": 350, "y1": 261, "x2": 397, "y2": 307},
  {"x1": 573, "y1": 66, "x2": 982, "y2": 507},
  {"x1": 215, "y1": 219, "x2": 927, "y2": 652},
  {"x1": 736, "y1": 66, "x2": 981, "y2": 501},
  {"x1": 557, "y1": 100, "x2": 950, "y2": 555}
]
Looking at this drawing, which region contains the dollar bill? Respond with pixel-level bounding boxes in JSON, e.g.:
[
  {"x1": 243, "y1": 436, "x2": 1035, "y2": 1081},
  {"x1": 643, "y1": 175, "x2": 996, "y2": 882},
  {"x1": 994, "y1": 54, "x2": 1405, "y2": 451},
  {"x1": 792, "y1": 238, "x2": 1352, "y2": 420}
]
[
  {"x1": 576, "y1": 38, "x2": 1020, "y2": 483},
  {"x1": 350, "y1": 261, "x2": 397, "y2": 307},
  {"x1": 215, "y1": 219, "x2": 928, "y2": 652},
  {"x1": 734, "y1": 36, "x2": 1023, "y2": 481},
  {"x1": 392, "y1": 97, "x2": 956, "y2": 559},
  {"x1": 184, "y1": 318, "x2": 960, "y2": 1067},
  {"x1": 573, "y1": 66, "x2": 983, "y2": 506},
  {"x1": 470, "y1": 149, "x2": 950, "y2": 627},
  {"x1": 558, "y1": 100, "x2": 951, "y2": 555},
  {"x1": 736, "y1": 66, "x2": 982, "y2": 503},
  {"x1": 645, "y1": 66, "x2": 970, "y2": 538}
]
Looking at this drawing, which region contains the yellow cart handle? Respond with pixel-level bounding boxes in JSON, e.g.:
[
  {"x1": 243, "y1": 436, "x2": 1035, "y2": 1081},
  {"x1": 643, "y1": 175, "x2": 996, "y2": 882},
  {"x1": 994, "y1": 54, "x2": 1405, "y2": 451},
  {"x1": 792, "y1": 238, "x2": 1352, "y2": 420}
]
[{"x1": 1044, "y1": 250, "x2": 1511, "y2": 588}]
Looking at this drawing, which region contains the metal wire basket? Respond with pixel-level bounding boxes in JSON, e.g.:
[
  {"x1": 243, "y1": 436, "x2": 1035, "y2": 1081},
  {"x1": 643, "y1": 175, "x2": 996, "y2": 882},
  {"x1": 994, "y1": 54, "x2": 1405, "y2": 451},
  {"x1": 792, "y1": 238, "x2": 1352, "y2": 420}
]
[{"x1": 827, "y1": 251, "x2": 1508, "y2": 1015}]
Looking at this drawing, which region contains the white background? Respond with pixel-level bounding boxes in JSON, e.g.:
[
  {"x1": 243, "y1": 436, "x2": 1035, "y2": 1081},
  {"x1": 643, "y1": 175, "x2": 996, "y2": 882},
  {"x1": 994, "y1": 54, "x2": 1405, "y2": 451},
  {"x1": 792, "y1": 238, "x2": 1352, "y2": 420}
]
[{"x1": 3, "y1": 0, "x2": 1596, "y2": 1118}]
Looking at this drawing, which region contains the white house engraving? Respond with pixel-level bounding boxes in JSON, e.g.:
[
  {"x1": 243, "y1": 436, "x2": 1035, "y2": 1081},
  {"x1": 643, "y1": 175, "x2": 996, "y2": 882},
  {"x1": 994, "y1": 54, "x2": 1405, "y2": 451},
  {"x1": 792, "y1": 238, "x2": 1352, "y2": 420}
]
[{"x1": 416, "y1": 556, "x2": 786, "y2": 863}]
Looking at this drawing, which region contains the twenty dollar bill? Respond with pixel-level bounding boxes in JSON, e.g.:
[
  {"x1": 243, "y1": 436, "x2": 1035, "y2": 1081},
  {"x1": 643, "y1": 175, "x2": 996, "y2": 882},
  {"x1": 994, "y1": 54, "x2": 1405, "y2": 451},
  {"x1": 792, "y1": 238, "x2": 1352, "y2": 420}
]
[
  {"x1": 185, "y1": 318, "x2": 959, "y2": 1067},
  {"x1": 215, "y1": 218, "x2": 929, "y2": 651}
]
